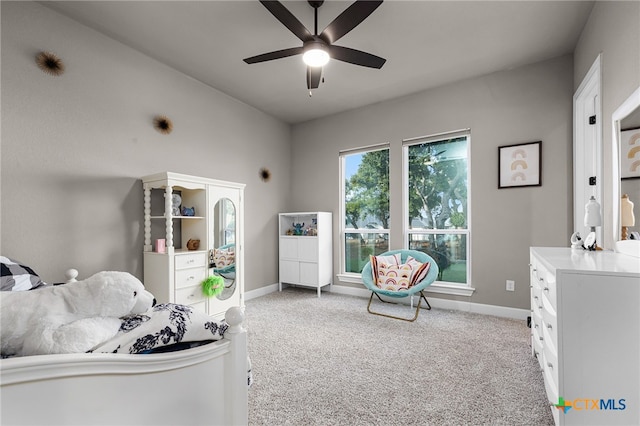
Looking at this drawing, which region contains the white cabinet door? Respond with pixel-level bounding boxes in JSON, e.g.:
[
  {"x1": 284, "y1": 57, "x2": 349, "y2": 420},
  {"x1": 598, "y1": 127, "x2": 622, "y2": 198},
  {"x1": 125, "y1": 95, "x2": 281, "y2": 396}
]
[
  {"x1": 299, "y1": 262, "x2": 318, "y2": 285},
  {"x1": 280, "y1": 238, "x2": 298, "y2": 260},
  {"x1": 298, "y1": 237, "x2": 318, "y2": 262},
  {"x1": 280, "y1": 260, "x2": 299, "y2": 283}
]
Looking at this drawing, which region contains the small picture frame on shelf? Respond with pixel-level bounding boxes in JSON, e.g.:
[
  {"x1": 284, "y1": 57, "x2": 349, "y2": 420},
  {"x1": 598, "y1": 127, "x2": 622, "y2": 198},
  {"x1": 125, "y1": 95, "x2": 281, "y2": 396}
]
[{"x1": 498, "y1": 141, "x2": 541, "y2": 188}]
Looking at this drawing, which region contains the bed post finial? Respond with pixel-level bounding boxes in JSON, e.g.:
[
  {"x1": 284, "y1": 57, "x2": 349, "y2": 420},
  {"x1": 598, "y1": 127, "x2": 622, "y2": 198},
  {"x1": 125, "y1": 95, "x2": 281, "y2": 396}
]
[
  {"x1": 225, "y1": 306, "x2": 245, "y2": 333},
  {"x1": 65, "y1": 269, "x2": 78, "y2": 283}
]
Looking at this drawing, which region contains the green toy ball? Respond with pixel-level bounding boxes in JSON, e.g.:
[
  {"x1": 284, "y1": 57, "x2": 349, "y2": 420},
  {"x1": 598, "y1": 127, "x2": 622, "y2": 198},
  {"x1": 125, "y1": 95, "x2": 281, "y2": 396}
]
[{"x1": 202, "y1": 275, "x2": 224, "y2": 297}]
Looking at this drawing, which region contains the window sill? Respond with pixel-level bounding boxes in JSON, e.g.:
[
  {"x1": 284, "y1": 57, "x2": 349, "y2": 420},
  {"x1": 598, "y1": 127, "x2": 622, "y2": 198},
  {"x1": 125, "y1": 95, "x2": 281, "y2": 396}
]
[{"x1": 336, "y1": 274, "x2": 475, "y2": 297}]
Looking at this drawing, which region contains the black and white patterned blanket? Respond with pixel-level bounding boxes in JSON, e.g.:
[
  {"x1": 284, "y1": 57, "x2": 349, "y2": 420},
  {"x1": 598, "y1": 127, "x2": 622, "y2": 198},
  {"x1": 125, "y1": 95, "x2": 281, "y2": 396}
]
[{"x1": 91, "y1": 303, "x2": 227, "y2": 354}]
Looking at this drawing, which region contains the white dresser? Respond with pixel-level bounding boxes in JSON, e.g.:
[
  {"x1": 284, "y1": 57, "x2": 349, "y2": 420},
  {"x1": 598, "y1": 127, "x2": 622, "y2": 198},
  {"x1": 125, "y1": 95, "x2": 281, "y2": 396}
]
[{"x1": 530, "y1": 247, "x2": 639, "y2": 425}]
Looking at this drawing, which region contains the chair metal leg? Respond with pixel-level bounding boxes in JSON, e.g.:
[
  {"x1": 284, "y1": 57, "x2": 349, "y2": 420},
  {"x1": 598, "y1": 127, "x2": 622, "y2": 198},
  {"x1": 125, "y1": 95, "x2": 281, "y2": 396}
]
[{"x1": 367, "y1": 291, "x2": 431, "y2": 322}]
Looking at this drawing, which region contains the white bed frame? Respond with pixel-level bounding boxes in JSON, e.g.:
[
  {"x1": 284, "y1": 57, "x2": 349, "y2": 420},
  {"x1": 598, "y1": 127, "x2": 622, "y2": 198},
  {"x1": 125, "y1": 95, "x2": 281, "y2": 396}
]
[{"x1": 1, "y1": 270, "x2": 248, "y2": 426}]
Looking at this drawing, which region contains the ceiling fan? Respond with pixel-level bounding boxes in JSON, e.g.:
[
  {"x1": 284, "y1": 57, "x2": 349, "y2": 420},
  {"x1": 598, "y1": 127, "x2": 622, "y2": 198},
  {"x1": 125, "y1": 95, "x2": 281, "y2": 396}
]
[{"x1": 243, "y1": 0, "x2": 386, "y2": 91}]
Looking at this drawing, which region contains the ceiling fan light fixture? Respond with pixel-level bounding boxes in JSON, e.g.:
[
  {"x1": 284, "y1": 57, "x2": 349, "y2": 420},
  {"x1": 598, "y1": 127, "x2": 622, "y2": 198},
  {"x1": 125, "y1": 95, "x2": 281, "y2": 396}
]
[{"x1": 302, "y1": 42, "x2": 330, "y2": 67}]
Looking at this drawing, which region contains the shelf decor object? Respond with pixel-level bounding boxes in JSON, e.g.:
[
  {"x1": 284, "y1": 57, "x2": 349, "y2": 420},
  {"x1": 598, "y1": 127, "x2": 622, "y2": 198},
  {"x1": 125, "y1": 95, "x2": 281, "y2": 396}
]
[
  {"x1": 498, "y1": 141, "x2": 541, "y2": 188},
  {"x1": 35, "y1": 51, "x2": 65, "y2": 76},
  {"x1": 583, "y1": 195, "x2": 602, "y2": 250},
  {"x1": 621, "y1": 194, "x2": 636, "y2": 240}
]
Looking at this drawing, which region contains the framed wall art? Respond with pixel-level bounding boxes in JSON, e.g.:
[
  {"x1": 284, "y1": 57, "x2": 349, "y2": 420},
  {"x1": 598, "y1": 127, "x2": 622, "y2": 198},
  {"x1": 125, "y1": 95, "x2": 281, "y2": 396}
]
[
  {"x1": 498, "y1": 141, "x2": 541, "y2": 188},
  {"x1": 620, "y1": 127, "x2": 640, "y2": 179}
]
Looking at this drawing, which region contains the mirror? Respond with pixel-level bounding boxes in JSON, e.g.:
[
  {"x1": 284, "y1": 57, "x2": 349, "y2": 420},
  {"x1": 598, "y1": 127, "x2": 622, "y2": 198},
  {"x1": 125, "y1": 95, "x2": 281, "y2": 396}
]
[
  {"x1": 210, "y1": 198, "x2": 237, "y2": 300},
  {"x1": 611, "y1": 86, "x2": 640, "y2": 255}
]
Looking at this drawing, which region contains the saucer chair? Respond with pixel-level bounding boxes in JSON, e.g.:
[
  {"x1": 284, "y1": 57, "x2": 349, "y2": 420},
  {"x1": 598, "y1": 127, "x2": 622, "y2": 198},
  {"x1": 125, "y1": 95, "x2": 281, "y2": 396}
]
[{"x1": 361, "y1": 249, "x2": 439, "y2": 322}]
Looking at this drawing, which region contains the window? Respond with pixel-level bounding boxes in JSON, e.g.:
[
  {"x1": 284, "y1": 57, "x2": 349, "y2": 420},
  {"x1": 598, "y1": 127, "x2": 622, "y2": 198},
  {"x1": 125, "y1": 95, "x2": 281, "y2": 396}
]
[
  {"x1": 403, "y1": 131, "x2": 470, "y2": 285},
  {"x1": 340, "y1": 145, "x2": 390, "y2": 275}
]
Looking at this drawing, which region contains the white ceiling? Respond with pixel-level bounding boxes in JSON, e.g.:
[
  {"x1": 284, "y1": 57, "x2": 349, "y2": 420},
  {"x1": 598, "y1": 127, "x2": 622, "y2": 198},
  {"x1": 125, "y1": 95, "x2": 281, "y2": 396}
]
[{"x1": 42, "y1": 0, "x2": 594, "y2": 124}]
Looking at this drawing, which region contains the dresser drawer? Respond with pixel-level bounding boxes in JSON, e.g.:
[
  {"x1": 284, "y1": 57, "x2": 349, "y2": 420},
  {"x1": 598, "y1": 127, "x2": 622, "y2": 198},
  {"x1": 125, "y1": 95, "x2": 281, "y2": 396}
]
[
  {"x1": 542, "y1": 351, "x2": 559, "y2": 407},
  {"x1": 175, "y1": 267, "x2": 206, "y2": 289},
  {"x1": 532, "y1": 324, "x2": 544, "y2": 370},
  {"x1": 175, "y1": 252, "x2": 206, "y2": 270},
  {"x1": 543, "y1": 343, "x2": 559, "y2": 399},
  {"x1": 189, "y1": 300, "x2": 208, "y2": 315},
  {"x1": 533, "y1": 263, "x2": 557, "y2": 312},
  {"x1": 541, "y1": 298, "x2": 558, "y2": 353},
  {"x1": 532, "y1": 292, "x2": 544, "y2": 317},
  {"x1": 531, "y1": 280, "x2": 542, "y2": 306},
  {"x1": 175, "y1": 284, "x2": 207, "y2": 305}
]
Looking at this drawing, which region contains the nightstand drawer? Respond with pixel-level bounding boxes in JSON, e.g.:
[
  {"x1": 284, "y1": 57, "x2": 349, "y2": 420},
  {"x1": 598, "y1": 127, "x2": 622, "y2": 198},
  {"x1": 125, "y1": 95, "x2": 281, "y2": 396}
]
[
  {"x1": 175, "y1": 252, "x2": 206, "y2": 270},
  {"x1": 176, "y1": 284, "x2": 206, "y2": 305},
  {"x1": 175, "y1": 267, "x2": 206, "y2": 289}
]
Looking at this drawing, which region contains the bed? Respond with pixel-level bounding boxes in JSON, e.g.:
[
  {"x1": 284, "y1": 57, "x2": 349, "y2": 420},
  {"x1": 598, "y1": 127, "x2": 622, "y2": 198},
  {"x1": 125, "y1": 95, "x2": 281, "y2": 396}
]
[{"x1": 0, "y1": 263, "x2": 249, "y2": 426}]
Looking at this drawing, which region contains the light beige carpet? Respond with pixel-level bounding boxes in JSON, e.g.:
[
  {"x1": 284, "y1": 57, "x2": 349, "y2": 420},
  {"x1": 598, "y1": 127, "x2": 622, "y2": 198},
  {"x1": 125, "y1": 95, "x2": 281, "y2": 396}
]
[{"x1": 246, "y1": 287, "x2": 554, "y2": 425}]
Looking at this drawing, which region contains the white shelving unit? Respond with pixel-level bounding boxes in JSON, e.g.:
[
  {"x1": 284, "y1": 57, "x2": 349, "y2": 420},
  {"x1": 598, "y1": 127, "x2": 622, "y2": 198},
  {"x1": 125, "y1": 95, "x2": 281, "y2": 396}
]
[
  {"x1": 142, "y1": 172, "x2": 245, "y2": 320},
  {"x1": 278, "y1": 212, "x2": 332, "y2": 297}
]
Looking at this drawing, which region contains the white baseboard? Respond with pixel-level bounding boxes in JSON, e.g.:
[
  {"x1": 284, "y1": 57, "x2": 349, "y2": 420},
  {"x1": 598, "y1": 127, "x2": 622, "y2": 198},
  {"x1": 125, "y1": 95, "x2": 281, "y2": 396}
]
[
  {"x1": 245, "y1": 283, "x2": 280, "y2": 301},
  {"x1": 246, "y1": 283, "x2": 530, "y2": 321}
]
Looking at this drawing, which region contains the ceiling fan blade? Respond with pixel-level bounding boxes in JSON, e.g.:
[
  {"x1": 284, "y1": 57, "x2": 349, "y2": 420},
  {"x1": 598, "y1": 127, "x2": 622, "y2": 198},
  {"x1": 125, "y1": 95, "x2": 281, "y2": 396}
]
[
  {"x1": 244, "y1": 47, "x2": 304, "y2": 64},
  {"x1": 307, "y1": 66, "x2": 322, "y2": 90},
  {"x1": 319, "y1": 0, "x2": 383, "y2": 45},
  {"x1": 259, "y1": 0, "x2": 313, "y2": 42},
  {"x1": 328, "y1": 45, "x2": 386, "y2": 69}
]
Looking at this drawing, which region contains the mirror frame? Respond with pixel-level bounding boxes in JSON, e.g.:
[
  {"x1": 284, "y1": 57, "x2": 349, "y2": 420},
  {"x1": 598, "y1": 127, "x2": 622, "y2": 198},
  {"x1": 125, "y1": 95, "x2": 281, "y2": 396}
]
[{"x1": 611, "y1": 86, "x2": 640, "y2": 242}]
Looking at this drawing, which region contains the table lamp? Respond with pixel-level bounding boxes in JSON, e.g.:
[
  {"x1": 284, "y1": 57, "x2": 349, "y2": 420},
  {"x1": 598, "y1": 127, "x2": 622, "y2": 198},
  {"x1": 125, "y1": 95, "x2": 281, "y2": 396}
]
[
  {"x1": 583, "y1": 196, "x2": 602, "y2": 250},
  {"x1": 621, "y1": 194, "x2": 636, "y2": 240}
]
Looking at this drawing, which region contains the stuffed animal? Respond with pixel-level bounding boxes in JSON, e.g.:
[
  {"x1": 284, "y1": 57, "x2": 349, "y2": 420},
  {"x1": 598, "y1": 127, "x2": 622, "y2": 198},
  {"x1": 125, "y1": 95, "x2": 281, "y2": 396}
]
[{"x1": 0, "y1": 271, "x2": 155, "y2": 357}]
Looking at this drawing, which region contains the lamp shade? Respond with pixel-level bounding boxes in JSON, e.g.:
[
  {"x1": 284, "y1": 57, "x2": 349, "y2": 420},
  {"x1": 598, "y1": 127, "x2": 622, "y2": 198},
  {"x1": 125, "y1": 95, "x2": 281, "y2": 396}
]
[
  {"x1": 302, "y1": 41, "x2": 330, "y2": 67},
  {"x1": 621, "y1": 194, "x2": 636, "y2": 227},
  {"x1": 584, "y1": 196, "x2": 602, "y2": 227}
]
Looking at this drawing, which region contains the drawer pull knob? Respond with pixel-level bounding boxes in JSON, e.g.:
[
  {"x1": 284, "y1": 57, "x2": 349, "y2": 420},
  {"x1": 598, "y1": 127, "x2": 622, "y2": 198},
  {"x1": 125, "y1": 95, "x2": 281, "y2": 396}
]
[
  {"x1": 546, "y1": 324, "x2": 552, "y2": 330},
  {"x1": 547, "y1": 362, "x2": 553, "y2": 369},
  {"x1": 543, "y1": 287, "x2": 550, "y2": 292},
  {"x1": 539, "y1": 336, "x2": 544, "y2": 341},
  {"x1": 534, "y1": 324, "x2": 539, "y2": 329}
]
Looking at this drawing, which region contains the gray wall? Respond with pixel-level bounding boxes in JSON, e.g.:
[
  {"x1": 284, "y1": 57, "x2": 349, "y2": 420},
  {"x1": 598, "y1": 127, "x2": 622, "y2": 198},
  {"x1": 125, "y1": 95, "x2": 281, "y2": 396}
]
[
  {"x1": 1, "y1": 1, "x2": 290, "y2": 288},
  {"x1": 291, "y1": 55, "x2": 574, "y2": 310},
  {"x1": 573, "y1": 1, "x2": 640, "y2": 248}
]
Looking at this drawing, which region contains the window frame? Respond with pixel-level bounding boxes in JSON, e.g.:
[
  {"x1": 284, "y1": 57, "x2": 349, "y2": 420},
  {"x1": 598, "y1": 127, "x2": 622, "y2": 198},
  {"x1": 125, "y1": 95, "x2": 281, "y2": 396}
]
[
  {"x1": 338, "y1": 143, "x2": 390, "y2": 281},
  {"x1": 402, "y1": 129, "x2": 474, "y2": 296}
]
